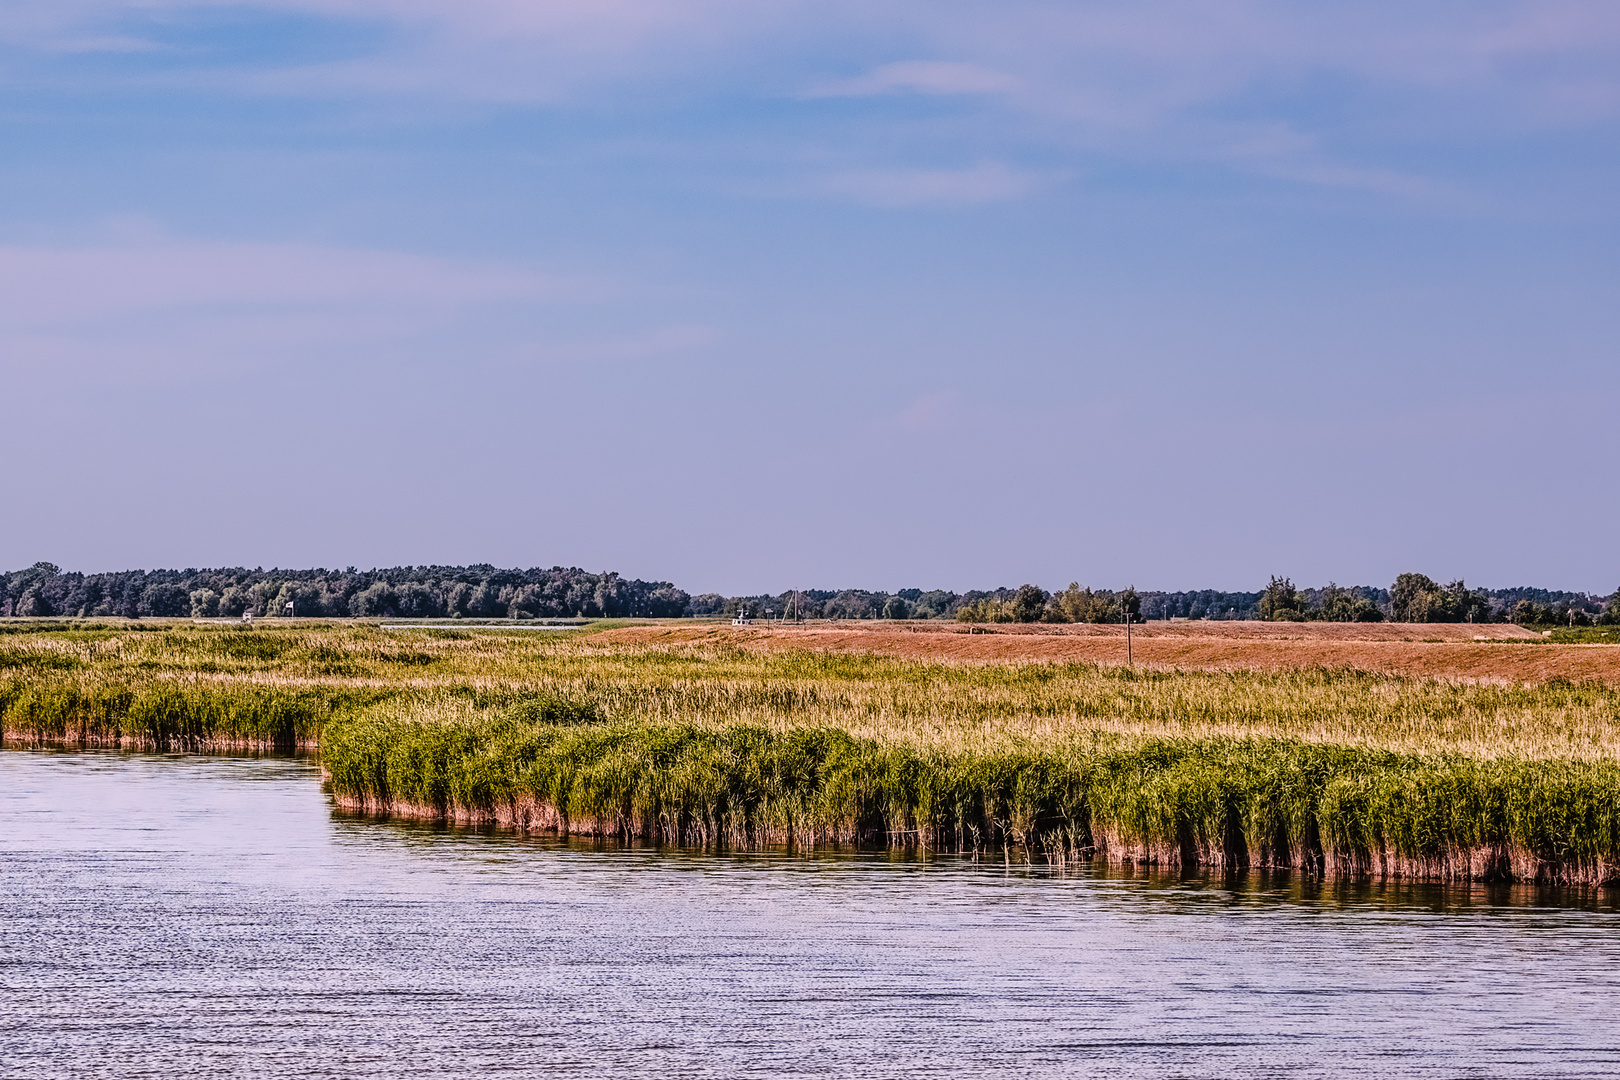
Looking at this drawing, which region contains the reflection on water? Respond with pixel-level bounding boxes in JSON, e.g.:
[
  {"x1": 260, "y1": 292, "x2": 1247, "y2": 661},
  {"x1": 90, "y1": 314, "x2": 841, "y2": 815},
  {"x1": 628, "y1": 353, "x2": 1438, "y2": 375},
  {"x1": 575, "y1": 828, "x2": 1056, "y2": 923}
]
[{"x1": 2, "y1": 750, "x2": 1618, "y2": 1079}]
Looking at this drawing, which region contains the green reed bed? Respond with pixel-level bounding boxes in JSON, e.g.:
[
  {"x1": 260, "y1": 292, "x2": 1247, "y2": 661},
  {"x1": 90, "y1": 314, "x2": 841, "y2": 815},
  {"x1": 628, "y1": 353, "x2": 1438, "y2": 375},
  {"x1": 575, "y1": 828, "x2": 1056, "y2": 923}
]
[
  {"x1": 320, "y1": 696, "x2": 1620, "y2": 885},
  {"x1": 0, "y1": 623, "x2": 458, "y2": 749},
  {"x1": 0, "y1": 676, "x2": 381, "y2": 751}
]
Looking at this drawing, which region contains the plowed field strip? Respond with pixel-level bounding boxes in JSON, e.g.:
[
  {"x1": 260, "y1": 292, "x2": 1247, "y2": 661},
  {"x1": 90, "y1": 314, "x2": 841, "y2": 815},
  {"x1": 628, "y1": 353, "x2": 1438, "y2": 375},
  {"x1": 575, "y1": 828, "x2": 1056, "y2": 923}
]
[{"x1": 591, "y1": 624, "x2": 1620, "y2": 684}]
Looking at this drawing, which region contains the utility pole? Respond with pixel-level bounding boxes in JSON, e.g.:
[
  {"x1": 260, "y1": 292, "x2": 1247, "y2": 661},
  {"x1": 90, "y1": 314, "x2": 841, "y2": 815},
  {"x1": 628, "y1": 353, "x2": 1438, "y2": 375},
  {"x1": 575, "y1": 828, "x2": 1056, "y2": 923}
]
[{"x1": 1126, "y1": 610, "x2": 1132, "y2": 666}]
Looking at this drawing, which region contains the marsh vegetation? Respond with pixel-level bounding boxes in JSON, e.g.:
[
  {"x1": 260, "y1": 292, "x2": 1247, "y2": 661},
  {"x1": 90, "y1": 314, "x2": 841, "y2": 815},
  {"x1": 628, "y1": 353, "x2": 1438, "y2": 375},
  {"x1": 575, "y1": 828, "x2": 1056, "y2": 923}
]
[{"x1": 2, "y1": 621, "x2": 1618, "y2": 883}]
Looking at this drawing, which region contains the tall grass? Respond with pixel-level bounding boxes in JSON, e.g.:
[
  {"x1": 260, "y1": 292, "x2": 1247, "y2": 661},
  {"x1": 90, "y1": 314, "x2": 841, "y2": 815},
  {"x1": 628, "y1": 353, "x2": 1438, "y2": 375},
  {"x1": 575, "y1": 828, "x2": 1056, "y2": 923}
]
[
  {"x1": 0, "y1": 677, "x2": 378, "y2": 750},
  {"x1": 320, "y1": 697, "x2": 1620, "y2": 885},
  {"x1": 3, "y1": 624, "x2": 1619, "y2": 760}
]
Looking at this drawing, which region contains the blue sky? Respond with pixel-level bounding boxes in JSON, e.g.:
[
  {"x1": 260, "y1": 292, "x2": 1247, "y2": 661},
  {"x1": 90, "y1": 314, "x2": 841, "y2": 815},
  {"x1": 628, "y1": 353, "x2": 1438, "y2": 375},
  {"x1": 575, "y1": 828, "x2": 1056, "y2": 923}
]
[{"x1": 2, "y1": 1, "x2": 1617, "y2": 594}]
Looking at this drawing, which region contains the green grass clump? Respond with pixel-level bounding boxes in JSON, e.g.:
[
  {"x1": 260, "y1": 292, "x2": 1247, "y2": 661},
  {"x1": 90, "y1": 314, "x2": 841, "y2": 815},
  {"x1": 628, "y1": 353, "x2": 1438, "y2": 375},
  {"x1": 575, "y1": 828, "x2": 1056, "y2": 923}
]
[
  {"x1": 1545, "y1": 626, "x2": 1620, "y2": 645},
  {"x1": 321, "y1": 695, "x2": 1077, "y2": 852},
  {"x1": 0, "y1": 676, "x2": 381, "y2": 750}
]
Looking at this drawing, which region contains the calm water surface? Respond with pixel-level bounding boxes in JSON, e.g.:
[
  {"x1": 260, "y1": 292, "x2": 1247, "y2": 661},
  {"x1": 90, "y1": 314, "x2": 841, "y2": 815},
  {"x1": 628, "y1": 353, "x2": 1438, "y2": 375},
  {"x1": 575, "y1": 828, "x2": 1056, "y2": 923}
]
[{"x1": 2, "y1": 750, "x2": 1618, "y2": 1079}]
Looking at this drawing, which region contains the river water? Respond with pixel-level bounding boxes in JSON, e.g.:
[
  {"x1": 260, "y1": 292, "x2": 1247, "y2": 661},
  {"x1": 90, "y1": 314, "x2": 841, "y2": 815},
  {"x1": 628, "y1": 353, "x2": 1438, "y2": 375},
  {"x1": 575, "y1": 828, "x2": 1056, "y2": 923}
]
[{"x1": 2, "y1": 751, "x2": 1618, "y2": 1079}]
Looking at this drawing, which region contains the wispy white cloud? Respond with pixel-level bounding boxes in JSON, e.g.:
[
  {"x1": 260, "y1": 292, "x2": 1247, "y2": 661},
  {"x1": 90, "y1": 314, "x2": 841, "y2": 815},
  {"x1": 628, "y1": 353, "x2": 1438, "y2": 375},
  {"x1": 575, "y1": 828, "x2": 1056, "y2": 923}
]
[
  {"x1": 818, "y1": 162, "x2": 1047, "y2": 207},
  {"x1": 887, "y1": 389, "x2": 962, "y2": 435},
  {"x1": 2, "y1": 0, "x2": 797, "y2": 103},
  {"x1": 538, "y1": 322, "x2": 718, "y2": 365},
  {"x1": 10, "y1": 0, "x2": 1619, "y2": 120},
  {"x1": 0, "y1": 240, "x2": 596, "y2": 329},
  {"x1": 1211, "y1": 122, "x2": 1471, "y2": 203},
  {"x1": 31, "y1": 34, "x2": 161, "y2": 54},
  {"x1": 4, "y1": 0, "x2": 1618, "y2": 205},
  {"x1": 804, "y1": 60, "x2": 1020, "y2": 99},
  {"x1": 0, "y1": 238, "x2": 616, "y2": 386}
]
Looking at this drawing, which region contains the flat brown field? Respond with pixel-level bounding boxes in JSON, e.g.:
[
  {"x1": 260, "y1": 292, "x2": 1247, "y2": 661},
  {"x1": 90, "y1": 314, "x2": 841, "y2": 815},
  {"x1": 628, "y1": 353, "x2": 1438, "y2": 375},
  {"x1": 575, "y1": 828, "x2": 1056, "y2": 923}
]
[{"x1": 592, "y1": 620, "x2": 1620, "y2": 684}]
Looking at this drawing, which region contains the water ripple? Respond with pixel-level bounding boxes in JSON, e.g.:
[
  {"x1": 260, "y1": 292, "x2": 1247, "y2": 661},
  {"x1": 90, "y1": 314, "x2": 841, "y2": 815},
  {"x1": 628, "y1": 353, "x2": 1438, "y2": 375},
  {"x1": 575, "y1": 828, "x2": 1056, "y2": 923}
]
[{"x1": 2, "y1": 750, "x2": 1617, "y2": 1079}]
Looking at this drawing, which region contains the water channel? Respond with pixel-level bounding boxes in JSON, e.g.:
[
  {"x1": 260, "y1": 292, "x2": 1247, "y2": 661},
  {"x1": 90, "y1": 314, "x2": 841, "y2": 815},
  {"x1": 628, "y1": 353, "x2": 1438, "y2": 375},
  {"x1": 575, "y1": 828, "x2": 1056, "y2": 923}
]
[{"x1": 3, "y1": 750, "x2": 1617, "y2": 1078}]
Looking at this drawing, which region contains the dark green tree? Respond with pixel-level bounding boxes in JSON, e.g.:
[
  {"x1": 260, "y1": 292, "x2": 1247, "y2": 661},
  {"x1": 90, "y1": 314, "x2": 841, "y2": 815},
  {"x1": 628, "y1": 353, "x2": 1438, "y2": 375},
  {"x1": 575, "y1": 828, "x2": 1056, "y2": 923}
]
[
  {"x1": 1258, "y1": 576, "x2": 1303, "y2": 621},
  {"x1": 1120, "y1": 586, "x2": 1141, "y2": 621},
  {"x1": 1390, "y1": 573, "x2": 1441, "y2": 622},
  {"x1": 1351, "y1": 598, "x2": 1385, "y2": 622},
  {"x1": 1010, "y1": 584, "x2": 1049, "y2": 623},
  {"x1": 138, "y1": 583, "x2": 189, "y2": 617},
  {"x1": 1391, "y1": 573, "x2": 1490, "y2": 622}
]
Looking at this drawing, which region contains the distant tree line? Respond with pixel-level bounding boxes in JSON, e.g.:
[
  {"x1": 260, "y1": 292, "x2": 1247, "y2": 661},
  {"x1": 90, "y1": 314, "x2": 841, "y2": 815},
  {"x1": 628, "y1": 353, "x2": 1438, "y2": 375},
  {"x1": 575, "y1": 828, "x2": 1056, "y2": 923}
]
[
  {"x1": 1257, "y1": 578, "x2": 1388, "y2": 622},
  {"x1": 1255, "y1": 573, "x2": 1618, "y2": 625},
  {"x1": 955, "y1": 584, "x2": 1144, "y2": 624},
  {"x1": 3, "y1": 563, "x2": 1614, "y2": 626},
  {"x1": 0, "y1": 564, "x2": 689, "y2": 620},
  {"x1": 719, "y1": 585, "x2": 1271, "y2": 624},
  {"x1": 695, "y1": 589, "x2": 966, "y2": 621},
  {"x1": 946, "y1": 576, "x2": 1616, "y2": 626}
]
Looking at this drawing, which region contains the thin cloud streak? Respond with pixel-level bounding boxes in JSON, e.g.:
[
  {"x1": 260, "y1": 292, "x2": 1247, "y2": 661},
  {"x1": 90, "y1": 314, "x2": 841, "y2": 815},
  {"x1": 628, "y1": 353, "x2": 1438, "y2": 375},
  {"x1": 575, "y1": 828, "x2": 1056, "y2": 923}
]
[
  {"x1": 530, "y1": 323, "x2": 719, "y2": 366},
  {"x1": 803, "y1": 61, "x2": 1021, "y2": 99},
  {"x1": 886, "y1": 389, "x2": 963, "y2": 436},
  {"x1": 8, "y1": 1, "x2": 1619, "y2": 124},
  {"x1": 0, "y1": 240, "x2": 620, "y2": 386},
  {"x1": 0, "y1": 241, "x2": 600, "y2": 329},
  {"x1": 5, "y1": 0, "x2": 1617, "y2": 213},
  {"x1": 818, "y1": 163, "x2": 1048, "y2": 207}
]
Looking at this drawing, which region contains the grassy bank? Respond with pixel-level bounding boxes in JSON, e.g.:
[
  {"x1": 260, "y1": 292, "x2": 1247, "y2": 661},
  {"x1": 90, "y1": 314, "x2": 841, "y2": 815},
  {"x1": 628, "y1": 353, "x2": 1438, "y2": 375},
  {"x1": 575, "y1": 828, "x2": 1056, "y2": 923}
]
[
  {"x1": 2, "y1": 621, "x2": 1618, "y2": 883},
  {"x1": 322, "y1": 697, "x2": 1620, "y2": 885},
  {"x1": 0, "y1": 678, "x2": 375, "y2": 751}
]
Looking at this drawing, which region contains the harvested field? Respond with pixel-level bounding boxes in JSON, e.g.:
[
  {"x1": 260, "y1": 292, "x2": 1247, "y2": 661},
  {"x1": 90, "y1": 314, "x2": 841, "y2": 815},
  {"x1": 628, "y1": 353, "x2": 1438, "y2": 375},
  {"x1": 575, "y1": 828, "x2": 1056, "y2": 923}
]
[{"x1": 590, "y1": 620, "x2": 1620, "y2": 685}]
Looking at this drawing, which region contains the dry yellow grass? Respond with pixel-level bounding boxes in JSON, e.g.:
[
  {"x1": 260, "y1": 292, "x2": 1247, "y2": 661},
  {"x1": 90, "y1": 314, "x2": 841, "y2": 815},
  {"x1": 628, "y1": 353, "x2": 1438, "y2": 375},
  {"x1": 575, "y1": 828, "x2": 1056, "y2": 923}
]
[
  {"x1": 590, "y1": 620, "x2": 1620, "y2": 686},
  {"x1": 3, "y1": 621, "x2": 1618, "y2": 761}
]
